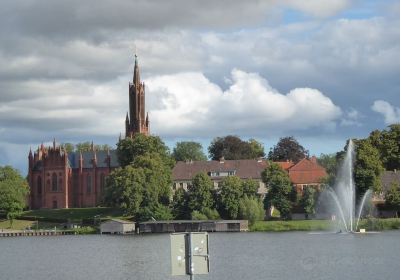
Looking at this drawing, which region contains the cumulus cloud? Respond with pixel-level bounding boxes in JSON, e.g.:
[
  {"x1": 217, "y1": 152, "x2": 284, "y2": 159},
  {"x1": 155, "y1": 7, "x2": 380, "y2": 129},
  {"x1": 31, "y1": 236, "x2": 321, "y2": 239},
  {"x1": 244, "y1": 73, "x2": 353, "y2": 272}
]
[
  {"x1": 146, "y1": 69, "x2": 342, "y2": 137},
  {"x1": 371, "y1": 100, "x2": 400, "y2": 124}
]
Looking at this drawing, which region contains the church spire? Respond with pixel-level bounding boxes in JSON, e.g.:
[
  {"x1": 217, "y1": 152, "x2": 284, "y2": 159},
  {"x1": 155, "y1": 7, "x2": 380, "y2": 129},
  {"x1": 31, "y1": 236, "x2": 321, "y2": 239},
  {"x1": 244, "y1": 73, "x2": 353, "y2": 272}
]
[{"x1": 133, "y1": 53, "x2": 140, "y2": 86}]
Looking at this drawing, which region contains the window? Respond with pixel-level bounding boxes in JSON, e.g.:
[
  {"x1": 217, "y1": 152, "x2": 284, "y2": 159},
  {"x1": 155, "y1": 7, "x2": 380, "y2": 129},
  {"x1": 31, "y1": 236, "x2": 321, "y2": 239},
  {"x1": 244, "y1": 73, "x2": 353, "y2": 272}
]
[
  {"x1": 100, "y1": 173, "x2": 105, "y2": 193},
  {"x1": 87, "y1": 174, "x2": 92, "y2": 194},
  {"x1": 37, "y1": 176, "x2": 42, "y2": 195},
  {"x1": 52, "y1": 173, "x2": 58, "y2": 191}
]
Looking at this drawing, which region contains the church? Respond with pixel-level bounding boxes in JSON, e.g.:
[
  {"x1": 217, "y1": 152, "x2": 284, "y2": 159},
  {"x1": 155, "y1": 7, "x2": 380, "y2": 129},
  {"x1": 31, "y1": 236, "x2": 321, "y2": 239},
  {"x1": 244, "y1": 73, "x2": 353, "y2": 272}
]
[{"x1": 27, "y1": 55, "x2": 149, "y2": 209}]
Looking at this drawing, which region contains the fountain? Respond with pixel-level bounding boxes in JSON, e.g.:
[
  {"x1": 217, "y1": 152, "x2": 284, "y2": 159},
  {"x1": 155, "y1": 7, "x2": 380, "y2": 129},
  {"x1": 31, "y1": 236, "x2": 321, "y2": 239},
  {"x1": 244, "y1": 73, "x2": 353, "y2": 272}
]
[{"x1": 324, "y1": 139, "x2": 372, "y2": 233}]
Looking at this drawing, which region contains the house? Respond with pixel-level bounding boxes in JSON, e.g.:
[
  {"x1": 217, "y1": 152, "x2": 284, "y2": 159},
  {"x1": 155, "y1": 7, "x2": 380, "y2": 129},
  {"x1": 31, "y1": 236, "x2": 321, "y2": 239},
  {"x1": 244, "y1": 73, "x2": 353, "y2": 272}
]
[
  {"x1": 100, "y1": 219, "x2": 135, "y2": 234},
  {"x1": 275, "y1": 156, "x2": 328, "y2": 193},
  {"x1": 172, "y1": 157, "x2": 328, "y2": 196}
]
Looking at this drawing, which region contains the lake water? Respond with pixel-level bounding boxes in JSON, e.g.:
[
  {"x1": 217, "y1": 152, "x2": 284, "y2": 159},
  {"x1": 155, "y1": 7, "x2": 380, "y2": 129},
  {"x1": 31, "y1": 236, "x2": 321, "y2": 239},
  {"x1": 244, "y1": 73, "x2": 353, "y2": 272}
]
[{"x1": 1, "y1": 231, "x2": 399, "y2": 280}]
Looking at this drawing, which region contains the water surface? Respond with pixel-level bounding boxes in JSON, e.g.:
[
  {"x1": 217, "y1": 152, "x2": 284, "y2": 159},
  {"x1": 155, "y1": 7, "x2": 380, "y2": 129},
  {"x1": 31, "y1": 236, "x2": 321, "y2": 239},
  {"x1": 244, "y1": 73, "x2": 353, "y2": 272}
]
[{"x1": 0, "y1": 231, "x2": 399, "y2": 280}]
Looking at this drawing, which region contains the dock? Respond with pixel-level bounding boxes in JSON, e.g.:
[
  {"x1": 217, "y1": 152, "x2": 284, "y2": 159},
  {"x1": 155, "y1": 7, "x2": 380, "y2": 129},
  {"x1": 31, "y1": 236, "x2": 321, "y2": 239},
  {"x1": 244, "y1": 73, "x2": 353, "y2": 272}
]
[
  {"x1": 0, "y1": 230, "x2": 75, "y2": 237},
  {"x1": 138, "y1": 220, "x2": 248, "y2": 234}
]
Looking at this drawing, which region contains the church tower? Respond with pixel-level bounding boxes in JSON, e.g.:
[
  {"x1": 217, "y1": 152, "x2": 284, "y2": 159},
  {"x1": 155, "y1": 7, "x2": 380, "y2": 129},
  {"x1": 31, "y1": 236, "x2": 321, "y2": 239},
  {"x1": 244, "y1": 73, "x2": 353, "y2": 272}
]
[{"x1": 125, "y1": 54, "x2": 150, "y2": 137}]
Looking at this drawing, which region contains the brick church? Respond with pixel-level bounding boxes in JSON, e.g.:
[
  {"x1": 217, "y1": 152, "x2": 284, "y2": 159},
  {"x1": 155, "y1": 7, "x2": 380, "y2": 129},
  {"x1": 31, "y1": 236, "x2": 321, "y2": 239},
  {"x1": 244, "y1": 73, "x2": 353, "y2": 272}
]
[{"x1": 28, "y1": 55, "x2": 149, "y2": 209}]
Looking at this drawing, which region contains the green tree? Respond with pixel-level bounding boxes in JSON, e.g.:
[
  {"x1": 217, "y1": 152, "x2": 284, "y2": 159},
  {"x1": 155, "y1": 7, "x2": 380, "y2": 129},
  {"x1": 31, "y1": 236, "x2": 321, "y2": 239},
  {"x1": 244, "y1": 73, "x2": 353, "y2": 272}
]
[
  {"x1": 385, "y1": 182, "x2": 400, "y2": 209},
  {"x1": 369, "y1": 124, "x2": 400, "y2": 171},
  {"x1": 354, "y1": 139, "x2": 384, "y2": 197},
  {"x1": 218, "y1": 176, "x2": 243, "y2": 219},
  {"x1": 0, "y1": 166, "x2": 29, "y2": 226},
  {"x1": 117, "y1": 134, "x2": 173, "y2": 168},
  {"x1": 239, "y1": 196, "x2": 265, "y2": 225},
  {"x1": 318, "y1": 153, "x2": 337, "y2": 186},
  {"x1": 172, "y1": 188, "x2": 190, "y2": 219},
  {"x1": 172, "y1": 141, "x2": 207, "y2": 161},
  {"x1": 102, "y1": 166, "x2": 144, "y2": 215},
  {"x1": 262, "y1": 162, "x2": 294, "y2": 220},
  {"x1": 187, "y1": 172, "x2": 215, "y2": 213},
  {"x1": 208, "y1": 135, "x2": 264, "y2": 160},
  {"x1": 242, "y1": 179, "x2": 259, "y2": 198},
  {"x1": 300, "y1": 187, "x2": 317, "y2": 219},
  {"x1": 268, "y1": 136, "x2": 309, "y2": 163},
  {"x1": 61, "y1": 143, "x2": 75, "y2": 153}
]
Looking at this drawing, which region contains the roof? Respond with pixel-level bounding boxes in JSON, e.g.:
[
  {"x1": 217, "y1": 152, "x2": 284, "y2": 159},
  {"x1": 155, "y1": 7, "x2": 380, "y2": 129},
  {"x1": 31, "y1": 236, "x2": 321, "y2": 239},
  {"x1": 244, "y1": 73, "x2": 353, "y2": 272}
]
[
  {"x1": 101, "y1": 219, "x2": 134, "y2": 224},
  {"x1": 287, "y1": 158, "x2": 327, "y2": 184},
  {"x1": 68, "y1": 150, "x2": 119, "y2": 169},
  {"x1": 172, "y1": 158, "x2": 328, "y2": 185},
  {"x1": 172, "y1": 159, "x2": 267, "y2": 181},
  {"x1": 381, "y1": 171, "x2": 400, "y2": 192},
  {"x1": 275, "y1": 161, "x2": 295, "y2": 170}
]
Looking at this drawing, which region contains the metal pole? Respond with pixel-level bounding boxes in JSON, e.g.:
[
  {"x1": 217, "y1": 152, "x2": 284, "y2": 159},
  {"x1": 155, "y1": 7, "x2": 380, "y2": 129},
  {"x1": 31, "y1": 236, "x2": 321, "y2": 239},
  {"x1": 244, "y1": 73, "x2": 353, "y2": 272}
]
[{"x1": 188, "y1": 233, "x2": 194, "y2": 280}]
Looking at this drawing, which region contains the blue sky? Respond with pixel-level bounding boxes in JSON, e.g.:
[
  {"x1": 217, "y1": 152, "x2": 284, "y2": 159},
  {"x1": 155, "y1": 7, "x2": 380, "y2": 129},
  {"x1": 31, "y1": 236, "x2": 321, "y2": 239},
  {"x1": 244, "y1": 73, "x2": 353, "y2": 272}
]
[{"x1": 0, "y1": 0, "x2": 399, "y2": 175}]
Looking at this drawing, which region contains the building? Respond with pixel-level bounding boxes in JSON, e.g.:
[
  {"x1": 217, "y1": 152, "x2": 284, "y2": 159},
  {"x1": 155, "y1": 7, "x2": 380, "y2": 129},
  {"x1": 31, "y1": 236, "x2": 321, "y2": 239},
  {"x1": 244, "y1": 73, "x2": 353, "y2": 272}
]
[
  {"x1": 275, "y1": 156, "x2": 328, "y2": 193},
  {"x1": 100, "y1": 219, "x2": 135, "y2": 234},
  {"x1": 172, "y1": 157, "x2": 327, "y2": 196},
  {"x1": 28, "y1": 55, "x2": 148, "y2": 209}
]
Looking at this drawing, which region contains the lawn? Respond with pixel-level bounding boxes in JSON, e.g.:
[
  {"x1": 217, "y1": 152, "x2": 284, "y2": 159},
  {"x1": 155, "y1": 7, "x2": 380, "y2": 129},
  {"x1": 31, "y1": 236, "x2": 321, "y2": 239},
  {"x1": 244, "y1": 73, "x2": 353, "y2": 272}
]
[
  {"x1": 20, "y1": 207, "x2": 126, "y2": 223},
  {"x1": 250, "y1": 219, "x2": 332, "y2": 232},
  {"x1": 0, "y1": 219, "x2": 36, "y2": 230},
  {"x1": 250, "y1": 218, "x2": 400, "y2": 232}
]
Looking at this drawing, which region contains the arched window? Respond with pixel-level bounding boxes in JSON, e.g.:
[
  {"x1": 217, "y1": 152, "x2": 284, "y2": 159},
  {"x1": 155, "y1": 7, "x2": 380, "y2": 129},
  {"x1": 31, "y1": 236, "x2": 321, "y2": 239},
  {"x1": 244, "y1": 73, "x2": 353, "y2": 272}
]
[
  {"x1": 37, "y1": 176, "x2": 42, "y2": 195},
  {"x1": 100, "y1": 173, "x2": 105, "y2": 193},
  {"x1": 87, "y1": 174, "x2": 92, "y2": 194},
  {"x1": 52, "y1": 173, "x2": 58, "y2": 191}
]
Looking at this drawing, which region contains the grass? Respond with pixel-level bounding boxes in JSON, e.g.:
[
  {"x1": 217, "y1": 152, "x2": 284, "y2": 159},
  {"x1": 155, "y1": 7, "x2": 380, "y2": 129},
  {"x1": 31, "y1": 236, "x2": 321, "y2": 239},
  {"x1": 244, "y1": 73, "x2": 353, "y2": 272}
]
[
  {"x1": 250, "y1": 219, "x2": 332, "y2": 232},
  {"x1": 0, "y1": 219, "x2": 36, "y2": 230},
  {"x1": 250, "y1": 218, "x2": 400, "y2": 232},
  {"x1": 20, "y1": 207, "x2": 126, "y2": 223}
]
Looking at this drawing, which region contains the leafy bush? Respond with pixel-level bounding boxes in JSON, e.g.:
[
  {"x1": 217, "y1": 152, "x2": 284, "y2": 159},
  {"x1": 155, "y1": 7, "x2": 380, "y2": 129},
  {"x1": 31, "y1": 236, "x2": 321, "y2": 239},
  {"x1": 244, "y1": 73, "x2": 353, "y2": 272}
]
[{"x1": 239, "y1": 196, "x2": 264, "y2": 225}]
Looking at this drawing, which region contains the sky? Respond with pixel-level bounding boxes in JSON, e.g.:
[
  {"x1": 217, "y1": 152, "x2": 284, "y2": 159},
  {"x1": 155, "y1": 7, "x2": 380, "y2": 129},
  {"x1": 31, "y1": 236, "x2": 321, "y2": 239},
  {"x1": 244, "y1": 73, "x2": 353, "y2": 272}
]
[{"x1": 0, "y1": 0, "x2": 399, "y2": 175}]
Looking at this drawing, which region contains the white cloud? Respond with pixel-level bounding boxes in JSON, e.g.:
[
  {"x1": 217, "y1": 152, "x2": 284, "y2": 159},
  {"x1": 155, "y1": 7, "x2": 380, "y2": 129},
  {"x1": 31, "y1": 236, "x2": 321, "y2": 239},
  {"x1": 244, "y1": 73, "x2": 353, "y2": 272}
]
[
  {"x1": 146, "y1": 69, "x2": 342, "y2": 138},
  {"x1": 371, "y1": 100, "x2": 400, "y2": 124},
  {"x1": 284, "y1": 0, "x2": 350, "y2": 17},
  {"x1": 340, "y1": 108, "x2": 362, "y2": 127}
]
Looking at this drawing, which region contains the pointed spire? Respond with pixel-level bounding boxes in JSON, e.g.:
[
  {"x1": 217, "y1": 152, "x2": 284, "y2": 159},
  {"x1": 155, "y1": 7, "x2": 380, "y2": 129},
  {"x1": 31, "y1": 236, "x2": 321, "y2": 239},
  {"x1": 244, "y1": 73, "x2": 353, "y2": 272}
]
[
  {"x1": 125, "y1": 112, "x2": 129, "y2": 123},
  {"x1": 146, "y1": 112, "x2": 149, "y2": 126},
  {"x1": 29, "y1": 147, "x2": 33, "y2": 158},
  {"x1": 53, "y1": 138, "x2": 56, "y2": 149},
  {"x1": 133, "y1": 53, "x2": 140, "y2": 86},
  {"x1": 91, "y1": 141, "x2": 94, "y2": 151}
]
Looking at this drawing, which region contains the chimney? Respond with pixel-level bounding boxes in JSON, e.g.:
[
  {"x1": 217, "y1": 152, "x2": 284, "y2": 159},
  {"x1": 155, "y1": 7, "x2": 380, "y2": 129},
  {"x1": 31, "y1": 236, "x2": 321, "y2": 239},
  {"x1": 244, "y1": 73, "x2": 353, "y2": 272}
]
[
  {"x1": 311, "y1": 156, "x2": 317, "y2": 164},
  {"x1": 219, "y1": 157, "x2": 225, "y2": 164}
]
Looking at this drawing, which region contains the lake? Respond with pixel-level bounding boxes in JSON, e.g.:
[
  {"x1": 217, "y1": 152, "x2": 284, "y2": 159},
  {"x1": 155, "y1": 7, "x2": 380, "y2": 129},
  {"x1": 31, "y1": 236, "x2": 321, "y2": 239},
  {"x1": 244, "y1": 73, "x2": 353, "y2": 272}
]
[{"x1": 1, "y1": 231, "x2": 399, "y2": 280}]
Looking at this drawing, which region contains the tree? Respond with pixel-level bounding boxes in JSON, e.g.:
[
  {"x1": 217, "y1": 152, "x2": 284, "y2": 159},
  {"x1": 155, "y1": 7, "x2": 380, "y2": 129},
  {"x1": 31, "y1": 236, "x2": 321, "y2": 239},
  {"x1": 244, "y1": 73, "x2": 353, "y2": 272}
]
[
  {"x1": 268, "y1": 136, "x2": 308, "y2": 163},
  {"x1": 117, "y1": 134, "x2": 173, "y2": 168},
  {"x1": 172, "y1": 141, "x2": 207, "y2": 161},
  {"x1": 385, "y1": 182, "x2": 400, "y2": 209},
  {"x1": 172, "y1": 188, "x2": 190, "y2": 219},
  {"x1": 218, "y1": 176, "x2": 243, "y2": 219},
  {"x1": 0, "y1": 166, "x2": 29, "y2": 226},
  {"x1": 318, "y1": 153, "x2": 337, "y2": 186},
  {"x1": 61, "y1": 143, "x2": 75, "y2": 153},
  {"x1": 104, "y1": 135, "x2": 174, "y2": 221},
  {"x1": 300, "y1": 187, "x2": 317, "y2": 219},
  {"x1": 102, "y1": 166, "x2": 144, "y2": 215},
  {"x1": 262, "y1": 163, "x2": 294, "y2": 220},
  {"x1": 208, "y1": 135, "x2": 264, "y2": 160},
  {"x1": 187, "y1": 172, "x2": 215, "y2": 213},
  {"x1": 62, "y1": 142, "x2": 112, "y2": 153},
  {"x1": 239, "y1": 196, "x2": 265, "y2": 225},
  {"x1": 242, "y1": 179, "x2": 259, "y2": 198},
  {"x1": 368, "y1": 124, "x2": 400, "y2": 171},
  {"x1": 353, "y1": 139, "x2": 384, "y2": 197}
]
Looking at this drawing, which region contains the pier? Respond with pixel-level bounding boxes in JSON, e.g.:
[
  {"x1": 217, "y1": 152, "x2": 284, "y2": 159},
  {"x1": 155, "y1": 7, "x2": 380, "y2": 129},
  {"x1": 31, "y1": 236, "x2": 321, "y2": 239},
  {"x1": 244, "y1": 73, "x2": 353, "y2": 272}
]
[{"x1": 0, "y1": 229, "x2": 75, "y2": 237}]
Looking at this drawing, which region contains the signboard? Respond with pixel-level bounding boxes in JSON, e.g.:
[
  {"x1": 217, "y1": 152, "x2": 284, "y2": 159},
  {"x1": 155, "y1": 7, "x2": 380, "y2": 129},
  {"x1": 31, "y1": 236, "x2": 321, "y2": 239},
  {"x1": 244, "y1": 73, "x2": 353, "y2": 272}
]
[{"x1": 171, "y1": 232, "x2": 209, "y2": 277}]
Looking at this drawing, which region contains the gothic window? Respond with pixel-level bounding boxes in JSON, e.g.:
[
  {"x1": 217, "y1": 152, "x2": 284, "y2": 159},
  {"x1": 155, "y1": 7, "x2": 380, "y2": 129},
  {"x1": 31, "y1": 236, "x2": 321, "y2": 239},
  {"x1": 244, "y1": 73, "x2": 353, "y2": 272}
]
[
  {"x1": 100, "y1": 173, "x2": 105, "y2": 193},
  {"x1": 52, "y1": 173, "x2": 58, "y2": 191},
  {"x1": 37, "y1": 176, "x2": 42, "y2": 195},
  {"x1": 87, "y1": 174, "x2": 92, "y2": 194}
]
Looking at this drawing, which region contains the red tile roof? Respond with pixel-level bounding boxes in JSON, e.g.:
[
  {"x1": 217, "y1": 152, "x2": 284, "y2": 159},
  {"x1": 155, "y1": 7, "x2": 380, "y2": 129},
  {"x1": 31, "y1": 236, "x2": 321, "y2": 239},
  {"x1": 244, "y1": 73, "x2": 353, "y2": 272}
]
[
  {"x1": 275, "y1": 161, "x2": 295, "y2": 170},
  {"x1": 287, "y1": 158, "x2": 327, "y2": 184}
]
